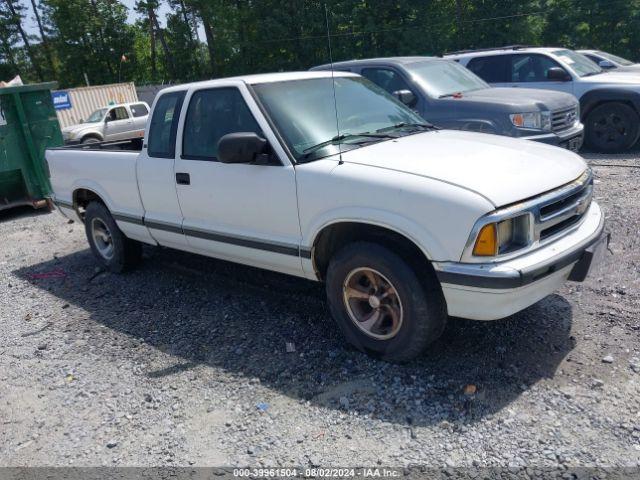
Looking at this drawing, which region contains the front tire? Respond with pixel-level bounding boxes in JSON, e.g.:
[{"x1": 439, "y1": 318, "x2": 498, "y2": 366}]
[
  {"x1": 585, "y1": 102, "x2": 640, "y2": 153},
  {"x1": 325, "y1": 242, "x2": 446, "y2": 363},
  {"x1": 84, "y1": 202, "x2": 142, "y2": 273},
  {"x1": 81, "y1": 136, "x2": 101, "y2": 145}
]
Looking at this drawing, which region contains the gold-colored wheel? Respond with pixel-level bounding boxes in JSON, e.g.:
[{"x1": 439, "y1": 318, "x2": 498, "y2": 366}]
[{"x1": 342, "y1": 267, "x2": 404, "y2": 340}]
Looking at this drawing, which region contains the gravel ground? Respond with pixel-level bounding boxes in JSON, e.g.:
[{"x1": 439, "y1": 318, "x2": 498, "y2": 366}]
[{"x1": 1, "y1": 153, "x2": 639, "y2": 469}]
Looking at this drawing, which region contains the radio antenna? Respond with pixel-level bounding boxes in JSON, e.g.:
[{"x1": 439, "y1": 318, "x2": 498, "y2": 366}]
[{"x1": 324, "y1": 3, "x2": 342, "y2": 163}]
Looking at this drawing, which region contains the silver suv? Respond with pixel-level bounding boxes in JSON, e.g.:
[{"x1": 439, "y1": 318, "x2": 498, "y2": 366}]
[
  {"x1": 62, "y1": 101, "x2": 150, "y2": 145},
  {"x1": 446, "y1": 46, "x2": 640, "y2": 152}
]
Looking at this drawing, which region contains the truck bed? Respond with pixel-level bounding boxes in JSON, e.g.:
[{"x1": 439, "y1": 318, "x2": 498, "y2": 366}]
[{"x1": 46, "y1": 143, "x2": 145, "y2": 225}]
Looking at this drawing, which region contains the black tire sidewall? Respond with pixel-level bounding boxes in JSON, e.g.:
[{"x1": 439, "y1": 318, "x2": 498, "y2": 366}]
[
  {"x1": 84, "y1": 202, "x2": 130, "y2": 273},
  {"x1": 325, "y1": 242, "x2": 445, "y2": 362},
  {"x1": 585, "y1": 102, "x2": 640, "y2": 153}
]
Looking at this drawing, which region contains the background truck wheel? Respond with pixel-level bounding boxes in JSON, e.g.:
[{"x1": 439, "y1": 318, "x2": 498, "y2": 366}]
[
  {"x1": 585, "y1": 102, "x2": 640, "y2": 153},
  {"x1": 325, "y1": 242, "x2": 446, "y2": 363},
  {"x1": 84, "y1": 201, "x2": 142, "y2": 273},
  {"x1": 81, "y1": 136, "x2": 101, "y2": 145}
]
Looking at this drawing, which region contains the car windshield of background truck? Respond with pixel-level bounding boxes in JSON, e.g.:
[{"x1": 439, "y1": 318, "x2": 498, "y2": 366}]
[
  {"x1": 252, "y1": 76, "x2": 426, "y2": 162},
  {"x1": 85, "y1": 108, "x2": 108, "y2": 123},
  {"x1": 596, "y1": 50, "x2": 634, "y2": 66},
  {"x1": 407, "y1": 60, "x2": 490, "y2": 98},
  {"x1": 554, "y1": 49, "x2": 603, "y2": 77}
]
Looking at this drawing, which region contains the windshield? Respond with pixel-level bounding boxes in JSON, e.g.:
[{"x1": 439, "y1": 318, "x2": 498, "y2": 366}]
[
  {"x1": 597, "y1": 50, "x2": 634, "y2": 66},
  {"x1": 85, "y1": 108, "x2": 107, "y2": 123},
  {"x1": 252, "y1": 76, "x2": 426, "y2": 161},
  {"x1": 553, "y1": 49, "x2": 603, "y2": 77},
  {"x1": 407, "y1": 60, "x2": 489, "y2": 97}
]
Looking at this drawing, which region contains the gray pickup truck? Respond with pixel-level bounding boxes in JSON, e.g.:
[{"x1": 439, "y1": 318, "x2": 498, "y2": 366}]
[
  {"x1": 61, "y1": 101, "x2": 150, "y2": 145},
  {"x1": 312, "y1": 57, "x2": 584, "y2": 151}
]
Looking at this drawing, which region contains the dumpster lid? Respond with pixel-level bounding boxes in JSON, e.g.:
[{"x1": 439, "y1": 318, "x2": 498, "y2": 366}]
[{"x1": 0, "y1": 81, "x2": 58, "y2": 94}]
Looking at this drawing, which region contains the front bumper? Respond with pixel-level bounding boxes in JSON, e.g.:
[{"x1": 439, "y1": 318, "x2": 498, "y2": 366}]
[
  {"x1": 521, "y1": 122, "x2": 584, "y2": 151},
  {"x1": 433, "y1": 201, "x2": 606, "y2": 320}
]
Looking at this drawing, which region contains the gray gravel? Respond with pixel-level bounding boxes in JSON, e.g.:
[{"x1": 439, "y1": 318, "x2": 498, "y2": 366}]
[{"x1": 1, "y1": 153, "x2": 639, "y2": 468}]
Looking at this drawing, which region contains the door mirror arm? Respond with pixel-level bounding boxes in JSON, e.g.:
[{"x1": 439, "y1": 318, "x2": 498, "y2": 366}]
[
  {"x1": 218, "y1": 132, "x2": 269, "y2": 164},
  {"x1": 392, "y1": 89, "x2": 417, "y2": 107},
  {"x1": 546, "y1": 67, "x2": 571, "y2": 82}
]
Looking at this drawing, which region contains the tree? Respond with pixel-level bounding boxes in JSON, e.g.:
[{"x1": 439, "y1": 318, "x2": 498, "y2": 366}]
[
  {"x1": 29, "y1": 0, "x2": 56, "y2": 76},
  {"x1": 4, "y1": 0, "x2": 43, "y2": 79}
]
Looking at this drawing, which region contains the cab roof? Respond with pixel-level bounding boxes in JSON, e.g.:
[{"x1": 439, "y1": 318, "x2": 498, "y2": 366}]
[
  {"x1": 311, "y1": 56, "x2": 442, "y2": 70},
  {"x1": 445, "y1": 46, "x2": 565, "y2": 59},
  {"x1": 159, "y1": 70, "x2": 360, "y2": 95}
]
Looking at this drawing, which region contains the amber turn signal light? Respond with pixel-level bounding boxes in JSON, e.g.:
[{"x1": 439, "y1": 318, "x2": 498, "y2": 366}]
[{"x1": 473, "y1": 223, "x2": 497, "y2": 256}]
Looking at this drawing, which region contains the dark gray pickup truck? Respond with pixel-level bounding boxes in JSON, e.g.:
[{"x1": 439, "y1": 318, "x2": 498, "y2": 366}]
[{"x1": 312, "y1": 56, "x2": 584, "y2": 151}]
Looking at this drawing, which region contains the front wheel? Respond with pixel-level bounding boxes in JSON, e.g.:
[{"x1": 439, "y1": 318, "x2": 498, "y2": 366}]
[
  {"x1": 585, "y1": 102, "x2": 640, "y2": 153},
  {"x1": 325, "y1": 242, "x2": 446, "y2": 363},
  {"x1": 84, "y1": 201, "x2": 142, "y2": 273}
]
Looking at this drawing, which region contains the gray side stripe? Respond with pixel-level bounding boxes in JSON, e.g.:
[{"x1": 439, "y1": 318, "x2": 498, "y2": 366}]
[{"x1": 116, "y1": 214, "x2": 309, "y2": 258}]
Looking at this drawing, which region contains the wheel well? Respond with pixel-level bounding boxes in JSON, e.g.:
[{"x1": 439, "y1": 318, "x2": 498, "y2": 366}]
[
  {"x1": 582, "y1": 99, "x2": 639, "y2": 119},
  {"x1": 73, "y1": 188, "x2": 105, "y2": 221},
  {"x1": 312, "y1": 222, "x2": 436, "y2": 283},
  {"x1": 81, "y1": 133, "x2": 102, "y2": 142}
]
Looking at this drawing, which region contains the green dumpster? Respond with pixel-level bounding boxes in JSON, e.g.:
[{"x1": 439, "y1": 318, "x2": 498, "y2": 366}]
[{"x1": 0, "y1": 81, "x2": 63, "y2": 211}]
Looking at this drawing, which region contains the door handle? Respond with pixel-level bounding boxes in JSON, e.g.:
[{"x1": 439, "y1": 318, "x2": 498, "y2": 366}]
[{"x1": 176, "y1": 172, "x2": 190, "y2": 185}]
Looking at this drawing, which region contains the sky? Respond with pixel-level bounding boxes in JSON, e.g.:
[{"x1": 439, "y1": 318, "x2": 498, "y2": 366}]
[{"x1": 23, "y1": 0, "x2": 194, "y2": 38}]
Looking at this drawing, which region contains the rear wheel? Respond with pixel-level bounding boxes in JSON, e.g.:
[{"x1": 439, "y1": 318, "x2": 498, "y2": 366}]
[
  {"x1": 585, "y1": 102, "x2": 640, "y2": 153},
  {"x1": 325, "y1": 242, "x2": 446, "y2": 363},
  {"x1": 84, "y1": 202, "x2": 142, "y2": 273}
]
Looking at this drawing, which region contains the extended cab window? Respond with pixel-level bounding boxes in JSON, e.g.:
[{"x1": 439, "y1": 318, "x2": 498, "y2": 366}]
[
  {"x1": 509, "y1": 54, "x2": 563, "y2": 82},
  {"x1": 108, "y1": 106, "x2": 129, "y2": 121},
  {"x1": 182, "y1": 87, "x2": 262, "y2": 161},
  {"x1": 466, "y1": 55, "x2": 508, "y2": 82},
  {"x1": 147, "y1": 91, "x2": 186, "y2": 158},
  {"x1": 130, "y1": 103, "x2": 149, "y2": 117},
  {"x1": 361, "y1": 68, "x2": 411, "y2": 95}
]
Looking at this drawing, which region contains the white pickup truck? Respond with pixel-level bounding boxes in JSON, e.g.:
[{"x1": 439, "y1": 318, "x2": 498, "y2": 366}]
[{"x1": 47, "y1": 71, "x2": 607, "y2": 362}]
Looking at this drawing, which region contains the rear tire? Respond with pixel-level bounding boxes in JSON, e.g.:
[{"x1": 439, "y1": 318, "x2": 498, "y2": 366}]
[
  {"x1": 585, "y1": 102, "x2": 640, "y2": 153},
  {"x1": 325, "y1": 242, "x2": 446, "y2": 363},
  {"x1": 84, "y1": 201, "x2": 142, "y2": 273}
]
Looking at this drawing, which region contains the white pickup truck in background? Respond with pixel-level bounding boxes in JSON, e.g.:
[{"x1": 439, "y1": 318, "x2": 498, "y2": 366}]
[{"x1": 47, "y1": 71, "x2": 607, "y2": 362}]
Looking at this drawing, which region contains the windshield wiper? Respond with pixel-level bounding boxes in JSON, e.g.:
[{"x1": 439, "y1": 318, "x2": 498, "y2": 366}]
[
  {"x1": 582, "y1": 71, "x2": 603, "y2": 77},
  {"x1": 376, "y1": 122, "x2": 438, "y2": 133},
  {"x1": 302, "y1": 132, "x2": 396, "y2": 159}
]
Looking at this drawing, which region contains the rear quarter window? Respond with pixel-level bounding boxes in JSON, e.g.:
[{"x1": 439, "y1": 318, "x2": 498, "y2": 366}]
[
  {"x1": 130, "y1": 103, "x2": 149, "y2": 117},
  {"x1": 466, "y1": 56, "x2": 509, "y2": 83},
  {"x1": 147, "y1": 92, "x2": 186, "y2": 158}
]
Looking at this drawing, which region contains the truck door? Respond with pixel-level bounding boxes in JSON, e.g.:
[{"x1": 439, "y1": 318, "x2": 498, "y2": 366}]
[
  {"x1": 104, "y1": 106, "x2": 134, "y2": 141},
  {"x1": 173, "y1": 84, "x2": 303, "y2": 277},
  {"x1": 136, "y1": 91, "x2": 189, "y2": 250}
]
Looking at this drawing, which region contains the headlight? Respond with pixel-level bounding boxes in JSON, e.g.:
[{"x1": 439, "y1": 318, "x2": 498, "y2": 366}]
[
  {"x1": 510, "y1": 111, "x2": 551, "y2": 131},
  {"x1": 472, "y1": 214, "x2": 531, "y2": 257}
]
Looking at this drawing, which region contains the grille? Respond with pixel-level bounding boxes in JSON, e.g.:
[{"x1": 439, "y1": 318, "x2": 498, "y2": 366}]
[
  {"x1": 535, "y1": 174, "x2": 593, "y2": 242},
  {"x1": 551, "y1": 106, "x2": 579, "y2": 133}
]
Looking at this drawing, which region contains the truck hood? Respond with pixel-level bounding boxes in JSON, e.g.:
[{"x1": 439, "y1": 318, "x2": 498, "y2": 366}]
[
  {"x1": 579, "y1": 70, "x2": 640, "y2": 85},
  {"x1": 455, "y1": 87, "x2": 578, "y2": 112},
  {"x1": 339, "y1": 130, "x2": 587, "y2": 207},
  {"x1": 62, "y1": 123, "x2": 101, "y2": 135}
]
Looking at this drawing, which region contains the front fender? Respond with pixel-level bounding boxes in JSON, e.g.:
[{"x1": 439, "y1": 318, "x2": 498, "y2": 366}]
[
  {"x1": 580, "y1": 88, "x2": 640, "y2": 118},
  {"x1": 303, "y1": 207, "x2": 455, "y2": 262}
]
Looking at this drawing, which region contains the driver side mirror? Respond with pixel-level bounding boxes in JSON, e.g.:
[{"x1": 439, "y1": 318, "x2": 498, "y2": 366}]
[
  {"x1": 392, "y1": 89, "x2": 417, "y2": 107},
  {"x1": 218, "y1": 132, "x2": 269, "y2": 164},
  {"x1": 547, "y1": 67, "x2": 571, "y2": 82},
  {"x1": 598, "y1": 60, "x2": 615, "y2": 70}
]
